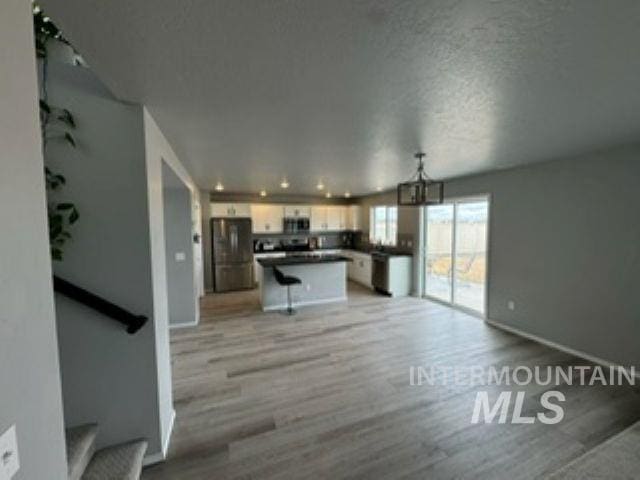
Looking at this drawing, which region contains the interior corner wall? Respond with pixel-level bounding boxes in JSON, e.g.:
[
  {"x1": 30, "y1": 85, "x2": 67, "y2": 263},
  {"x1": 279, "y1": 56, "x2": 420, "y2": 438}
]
[
  {"x1": 143, "y1": 107, "x2": 201, "y2": 455},
  {"x1": 46, "y1": 63, "x2": 165, "y2": 454},
  {"x1": 0, "y1": 1, "x2": 68, "y2": 478},
  {"x1": 444, "y1": 145, "x2": 640, "y2": 368}
]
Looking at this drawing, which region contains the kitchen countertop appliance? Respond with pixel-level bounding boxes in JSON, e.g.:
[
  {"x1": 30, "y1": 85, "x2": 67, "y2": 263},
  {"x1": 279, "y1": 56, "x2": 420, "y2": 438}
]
[{"x1": 211, "y1": 217, "x2": 254, "y2": 292}]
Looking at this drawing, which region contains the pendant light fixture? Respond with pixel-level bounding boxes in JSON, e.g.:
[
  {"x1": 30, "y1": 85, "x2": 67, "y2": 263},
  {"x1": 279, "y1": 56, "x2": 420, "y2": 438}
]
[{"x1": 397, "y1": 152, "x2": 443, "y2": 206}]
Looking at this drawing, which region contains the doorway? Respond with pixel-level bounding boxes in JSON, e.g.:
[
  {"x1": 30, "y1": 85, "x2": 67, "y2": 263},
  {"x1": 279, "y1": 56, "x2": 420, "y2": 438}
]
[{"x1": 424, "y1": 197, "x2": 489, "y2": 316}]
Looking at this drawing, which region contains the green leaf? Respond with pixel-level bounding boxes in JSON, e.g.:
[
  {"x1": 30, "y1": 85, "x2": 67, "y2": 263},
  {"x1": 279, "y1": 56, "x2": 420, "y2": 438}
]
[
  {"x1": 57, "y1": 203, "x2": 74, "y2": 211},
  {"x1": 49, "y1": 213, "x2": 63, "y2": 226},
  {"x1": 39, "y1": 99, "x2": 51, "y2": 114},
  {"x1": 69, "y1": 208, "x2": 79, "y2": 224},
  {"x1": 51, "y1": 247, "x2": 63, "y2": 261},
  {"x1": 64, "y1": 132, "x2": 76, "y2": 147},
  {"x1": 58, "y1": 109, "x2": 76, "y2": 128},
  {"x1": 50, "y1": 224, "x2": 62, "y2": 239}
]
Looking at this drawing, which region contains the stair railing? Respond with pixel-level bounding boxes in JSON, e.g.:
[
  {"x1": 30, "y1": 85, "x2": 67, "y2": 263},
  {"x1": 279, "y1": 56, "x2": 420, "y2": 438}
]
[{"x1": 53, "y1": 276, "x2": 148, "y2": 334}]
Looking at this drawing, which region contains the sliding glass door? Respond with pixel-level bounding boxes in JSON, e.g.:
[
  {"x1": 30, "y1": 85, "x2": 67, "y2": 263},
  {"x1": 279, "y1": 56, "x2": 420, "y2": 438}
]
[
  {"x1": 425, "y1": 204, "x2": 454, "y2": 302},
  {"x1": 424, "y1": 197, "x2": 489, "y2": 315}
]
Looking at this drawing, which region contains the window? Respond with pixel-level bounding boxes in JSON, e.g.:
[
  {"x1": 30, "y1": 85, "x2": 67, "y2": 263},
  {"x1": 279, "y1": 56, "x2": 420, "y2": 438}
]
[{"x1": 370, "y1": 206, "x2": 397, "y2": 245}]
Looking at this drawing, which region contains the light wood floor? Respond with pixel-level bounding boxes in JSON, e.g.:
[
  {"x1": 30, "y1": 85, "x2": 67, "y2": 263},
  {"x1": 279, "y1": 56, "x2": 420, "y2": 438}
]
[{"x1": 143, "y1": 283, "x2": 640, "y2": 479}]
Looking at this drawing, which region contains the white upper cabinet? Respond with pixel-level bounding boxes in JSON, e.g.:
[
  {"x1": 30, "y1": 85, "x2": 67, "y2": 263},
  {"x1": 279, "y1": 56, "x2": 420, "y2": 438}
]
[
  {"x1": 211, "y1": 202, "x2": 358, "y2": 231},
  {"x1": 311, "y1": 205, "x2": 355, "y2": 231},
  {"x1": 250, "y1": 204, "x2": 284, "y2": 233},
  {"x1": 347, "y1": 205, "x2": 361, "y2": 231},
  {"x1": 211, "y1": 202, "x2": 251, "y2": 218},
  {"x1": 283, "y1": 205, "x2": 311, "y2": 218},
  {"x1": 326, "y1": 206, "x2": 344, "y2": 231},
  {"x1": 311, "y1": 206, "x2": 328, "y2": 231}
]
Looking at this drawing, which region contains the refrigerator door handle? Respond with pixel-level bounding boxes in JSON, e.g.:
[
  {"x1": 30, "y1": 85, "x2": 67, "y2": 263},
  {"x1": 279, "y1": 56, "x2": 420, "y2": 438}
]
[{"x1": 230, "y1": 225, "x2": 238, "y2": 253}]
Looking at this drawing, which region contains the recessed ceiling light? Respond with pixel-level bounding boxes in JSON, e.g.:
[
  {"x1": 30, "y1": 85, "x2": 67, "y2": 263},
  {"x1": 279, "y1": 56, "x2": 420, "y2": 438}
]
[
  {"x1": 326, "y1": 192, "x2": 332, "y2": 198},
  {"x1": 280, "y1": 178, "x2": 289, "y2": 189},
  {"x1": 316, "y1": 181, "x2": 325, "y2": 190},
  {"x1": 344, "y1": 191, "x2": 351, "y2": 198},
  {"x1": 214, "y1": 181, "x2": 224, "y2": 192},
  {"x1": 260, "y1": 189, "x2": 267, "y2": 197}
]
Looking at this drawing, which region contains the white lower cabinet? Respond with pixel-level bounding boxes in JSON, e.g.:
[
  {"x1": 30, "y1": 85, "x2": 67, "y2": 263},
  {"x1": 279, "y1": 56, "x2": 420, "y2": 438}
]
[{"x1": 342, "y1": 250, "x2": 372, "y2": 289}]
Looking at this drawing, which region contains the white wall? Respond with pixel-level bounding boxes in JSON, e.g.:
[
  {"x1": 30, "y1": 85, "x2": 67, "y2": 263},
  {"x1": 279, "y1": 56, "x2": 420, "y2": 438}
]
[
  {"x1": 48, "y1": 70, "x2": 203, "y2": 462},
  {"x1": 0, "y1": 1, "x2": 68, "y2": 478},
  {"x1": 143, "y1": 107, "x2": 201, "y2": 456},
  {"x1": 47, "y1": 63, "x2": 165, "y2": 455}
]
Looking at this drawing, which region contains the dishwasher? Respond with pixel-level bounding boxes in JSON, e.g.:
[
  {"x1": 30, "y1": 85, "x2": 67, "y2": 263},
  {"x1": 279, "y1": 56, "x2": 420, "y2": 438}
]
[{"x1": 371, "y1": 252, "x2": 390, "y2": 294}]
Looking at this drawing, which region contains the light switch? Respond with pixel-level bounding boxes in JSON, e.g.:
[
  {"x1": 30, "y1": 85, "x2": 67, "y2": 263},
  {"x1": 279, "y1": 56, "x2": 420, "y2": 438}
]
[
  {"x1": 0, "y1": 425, "x2": 19, "y2": 479},
  {"x1": 175, "y1": 252, "x2": 186, "y2": 262}
]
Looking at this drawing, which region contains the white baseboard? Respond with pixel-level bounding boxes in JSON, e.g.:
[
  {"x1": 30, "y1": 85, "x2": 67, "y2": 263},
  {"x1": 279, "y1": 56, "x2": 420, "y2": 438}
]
[
  {"x1": 485, "y1": 318, "x2": 639, "y2": 379},
  {"x1": 142, "y1": 408, "x2": 176, "y2": 467},
  {"x1": 169, "y1": 320, "x2": 198, "y2": 330},
  {"x1": 262, "y1": 296, "x2": 348, "y2": 312}
]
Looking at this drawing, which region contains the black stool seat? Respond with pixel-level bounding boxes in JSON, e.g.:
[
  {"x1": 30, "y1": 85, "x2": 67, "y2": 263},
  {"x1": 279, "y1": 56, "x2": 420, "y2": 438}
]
[
  {"x1": 273, "y1": 267, "x2": 302, "y2": 286},
  {"x1": 273, "y1": 267, "x2": 301, "y2": 315}
]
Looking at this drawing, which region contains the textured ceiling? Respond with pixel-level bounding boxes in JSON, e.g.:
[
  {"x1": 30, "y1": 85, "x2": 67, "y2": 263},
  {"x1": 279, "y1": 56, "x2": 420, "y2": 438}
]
[{"x1": 41, "y1": 0, "x2": 640, "y2": 196}]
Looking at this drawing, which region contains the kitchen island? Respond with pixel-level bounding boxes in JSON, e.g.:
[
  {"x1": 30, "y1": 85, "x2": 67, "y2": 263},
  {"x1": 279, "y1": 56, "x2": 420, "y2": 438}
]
[{"x1": 257, "y1": 254, "x2": 351, "y2": 311}]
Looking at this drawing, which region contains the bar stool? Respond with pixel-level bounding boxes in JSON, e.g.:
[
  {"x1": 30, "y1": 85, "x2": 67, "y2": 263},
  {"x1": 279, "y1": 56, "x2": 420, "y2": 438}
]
[{"x1": 273, "y1": 267, "x2": 301, "y2": 315}]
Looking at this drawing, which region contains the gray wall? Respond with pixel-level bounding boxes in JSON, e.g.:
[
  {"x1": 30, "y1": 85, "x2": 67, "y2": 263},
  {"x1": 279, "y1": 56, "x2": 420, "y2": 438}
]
[
  {"x1": 0, "y1": 1, "x2": 68, "y2": 478},
  {"x1": 46, "y1": 63, "x2": 165, "y2": 454},
  {"x1": 445, "y1": 145, "x2": 640, "y2": 367},
  {"x1": 200, "y1": 190, "x2": 214, "y2": 292},
  {"x1": 163, "y1": 164, "x2": 197, "y2": 327}
]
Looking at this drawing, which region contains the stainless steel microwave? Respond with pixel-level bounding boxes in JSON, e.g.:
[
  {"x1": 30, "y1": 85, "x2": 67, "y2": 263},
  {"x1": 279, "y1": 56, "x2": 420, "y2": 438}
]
[{"x1": 283, "y1": 217, "x2": 310, "y2": 234}]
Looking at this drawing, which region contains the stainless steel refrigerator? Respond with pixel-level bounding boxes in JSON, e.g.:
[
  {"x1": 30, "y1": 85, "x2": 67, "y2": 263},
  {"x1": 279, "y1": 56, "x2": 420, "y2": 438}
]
[{"x1": 211, "y1": 217, "x2": 254, "y2": 292}]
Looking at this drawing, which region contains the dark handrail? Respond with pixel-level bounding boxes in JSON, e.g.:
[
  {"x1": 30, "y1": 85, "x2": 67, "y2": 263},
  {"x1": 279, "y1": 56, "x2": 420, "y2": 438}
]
[{"x1": 53, "y1": 276, "x2": 148, "y2": 334}]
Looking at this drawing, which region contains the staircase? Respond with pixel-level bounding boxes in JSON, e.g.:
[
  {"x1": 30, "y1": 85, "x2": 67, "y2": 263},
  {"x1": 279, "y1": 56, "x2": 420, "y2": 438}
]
[{"x1": 65, "y1": 424, "x2": 148, "y2": 480}]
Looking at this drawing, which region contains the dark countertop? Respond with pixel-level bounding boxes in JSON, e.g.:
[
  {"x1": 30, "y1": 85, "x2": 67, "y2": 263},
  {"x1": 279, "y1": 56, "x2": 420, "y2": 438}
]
[
  {"x1": 257, "y1": 254, "x2": 352, "y2": 267},
  {"x1": 254, "y1": 247, "x2": 413, "y2": 256}
]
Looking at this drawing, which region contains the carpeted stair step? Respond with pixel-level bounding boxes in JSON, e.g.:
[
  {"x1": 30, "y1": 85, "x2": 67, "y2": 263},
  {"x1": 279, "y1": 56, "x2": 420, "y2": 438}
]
[
  {"x1": 65, "y1": 424, "x2": 98, "y2": 480},
  {"x1": 82, "y1": 439, "x2": 148, "y2": 480}
]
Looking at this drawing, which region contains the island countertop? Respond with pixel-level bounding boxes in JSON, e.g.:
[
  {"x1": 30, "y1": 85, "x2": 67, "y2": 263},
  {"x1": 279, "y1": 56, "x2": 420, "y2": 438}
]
[{"x1": 257, "y1": 254, "x2": 352, "y2": 268}]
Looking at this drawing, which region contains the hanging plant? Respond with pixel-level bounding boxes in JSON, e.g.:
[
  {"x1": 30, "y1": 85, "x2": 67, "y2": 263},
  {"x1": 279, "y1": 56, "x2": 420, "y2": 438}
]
[{"x1": 34, "y1": 3, "x2": 80, "y2": 261}]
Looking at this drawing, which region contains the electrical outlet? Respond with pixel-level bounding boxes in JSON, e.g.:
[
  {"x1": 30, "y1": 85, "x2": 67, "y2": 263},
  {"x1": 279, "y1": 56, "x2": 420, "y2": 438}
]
[
  {"x1": 0, "y1": 425, "x2": 19, "y2": 479},
  {"x1": 175, "y1": 252, "x2": 186, "y2": 262},
  {"x1": 507, "y1": 300, "x2": 515, "y2": 311}
]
